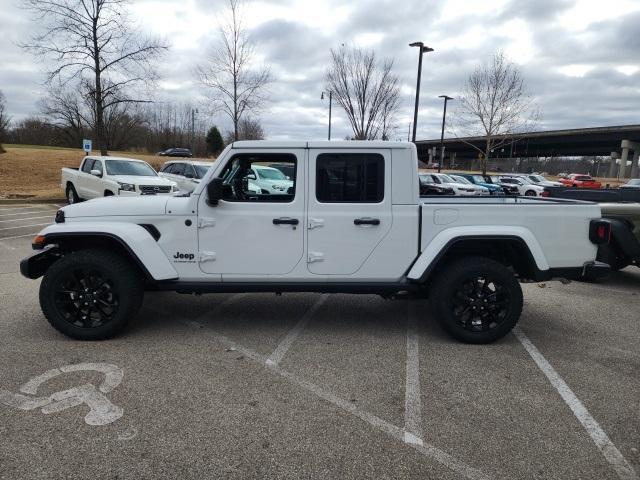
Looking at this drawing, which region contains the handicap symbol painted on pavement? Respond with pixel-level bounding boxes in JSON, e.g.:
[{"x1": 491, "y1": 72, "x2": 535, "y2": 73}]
[{"x1": 0, "y1": 363, "x2": 124, "y2": 426}]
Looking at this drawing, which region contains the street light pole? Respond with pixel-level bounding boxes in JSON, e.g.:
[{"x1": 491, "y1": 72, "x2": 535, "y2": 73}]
[
  {"x1": 409, "y1": 42, "x2": 434, "y2": 143},
  {"x1": 437, "y1": 95, "x2": 453, "y2": 173},
  {"x1": 321, "y1": 91, "x2": 332, "y2": 140}
]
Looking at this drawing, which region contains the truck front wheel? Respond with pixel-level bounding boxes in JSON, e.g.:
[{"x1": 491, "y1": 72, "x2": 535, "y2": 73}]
[
  {"x1": 39, "y1": 249, "x2": 144, "y2": 340},
  {"x1": 430, "y1": 256, "x2": 523, "y2": 344}
]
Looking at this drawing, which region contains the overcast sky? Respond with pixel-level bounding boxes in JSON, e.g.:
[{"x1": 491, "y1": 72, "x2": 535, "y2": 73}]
[{"x1": 0, "y1": 0, "x2": 638, "y2": 141}]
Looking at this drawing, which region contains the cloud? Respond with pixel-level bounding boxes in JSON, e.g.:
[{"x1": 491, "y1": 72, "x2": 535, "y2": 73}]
[{"x1": 0, "y1": 0, "x2": 638, "y2": 142}]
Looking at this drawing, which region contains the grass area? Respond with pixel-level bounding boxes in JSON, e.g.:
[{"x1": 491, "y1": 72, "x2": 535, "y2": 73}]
[{"x1": 0, "y1": 145, "x2": 201, "y2": 199}]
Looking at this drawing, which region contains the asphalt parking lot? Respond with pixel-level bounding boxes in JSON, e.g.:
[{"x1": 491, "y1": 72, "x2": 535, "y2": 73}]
[{"x1": 0, "y1": 204, "x2": 639, "y2": 480}]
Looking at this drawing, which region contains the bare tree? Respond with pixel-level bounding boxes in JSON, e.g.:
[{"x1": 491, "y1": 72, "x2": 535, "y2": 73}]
[
  {"x1": 22, "y1": 0, "x2": 168, "y2": 155},
  {"x1": 453, "y1": 51, "x2": 538, "y2": 174},
  {"x1": 224, "y1": 117, "x2": 264, "y2": 144},
  {"x1": 197, "y1": 0, "x2": 271, "y2": 142},
  {"x1": 39, "y1": 84, "x2": 88, "y2": 146},
  {"x1": 325, "y1": 46, "x2": 400, "y2": 140},
  {"x1": 0, "y1": 90, "x2": 9, "y2": 153}
]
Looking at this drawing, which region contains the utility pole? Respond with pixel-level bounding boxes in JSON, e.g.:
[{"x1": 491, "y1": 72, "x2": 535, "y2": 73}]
[
  {"x1": 191, "y1": 108, "x2": 198, "y2": 153},
  {"x1": 438, "y1": 95, "x2": 453, "y2": 173},
  {"x1": 321, "y1": 91, "x2": 332, "y2": 140},
  {"x1": 409, "y1": 42, "x2": 434, "y2": 143}
]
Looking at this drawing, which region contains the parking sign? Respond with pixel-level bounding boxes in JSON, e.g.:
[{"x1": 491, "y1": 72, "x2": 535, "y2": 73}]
[{"x1": 82, "y1": 139, "x2": 92, "y2": 153}]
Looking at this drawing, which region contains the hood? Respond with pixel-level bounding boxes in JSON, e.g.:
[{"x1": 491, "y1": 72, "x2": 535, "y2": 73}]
[
  {"x1": 61, "y1": 195, "x2": 171, "y2": 218},
  {"x1": 111, "y1": 175, "x2": 176, "y2": 186}
]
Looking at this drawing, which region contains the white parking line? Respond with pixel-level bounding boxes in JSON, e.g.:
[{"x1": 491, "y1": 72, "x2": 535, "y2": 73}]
[
  {"x1": 404, "y1": 301, "x2": 423, "y2": 446},
  {"x1": 0, "y1": 206, "x2": 47, "y2": 211},
  {"x1": 265, "y1": 295, "x2": 327, "y2": 367},
  {"x1": 186, "y1": 322, "x2": 490, "y2": 480},
  {"x1": 0, "y1": 233, "x2": 39, "y2": 241},
  {"x1": 514, "y1": 326, "x2": 638, "y2": 480},
  {"x1": 0, "y1": 210, "x2": 51, "y2": 218},
  {"x1": 0, "y1": 222, "x2": 50, "y2": 231},
  {"x1": 0, "y1": 215, "x2": 52, "y2": 223}
]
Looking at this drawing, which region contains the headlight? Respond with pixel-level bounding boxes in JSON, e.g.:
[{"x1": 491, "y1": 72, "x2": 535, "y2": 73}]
[
  {"x1": 172, "y1": 184, "x2": 179, "y2": 192},
  {"x1": 118, "y1": 182, "x2": 135, "y2": 192}
]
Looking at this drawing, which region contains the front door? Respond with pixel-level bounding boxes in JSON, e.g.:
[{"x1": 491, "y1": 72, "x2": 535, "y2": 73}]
[
  {"x1": 197, "y1": 150, "x2": 305, "y2": 276},
  {"x1": 307, "y1": 149, "x2": 392, "y2": 276}
]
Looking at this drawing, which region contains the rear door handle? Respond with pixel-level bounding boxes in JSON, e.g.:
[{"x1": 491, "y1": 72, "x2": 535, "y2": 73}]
[
  {"x1": 354, "y1": 218, "x2": 380, "y2": 226},
  {"x1": 273, "y1": 217, "x2": 299, "y2": 225}
]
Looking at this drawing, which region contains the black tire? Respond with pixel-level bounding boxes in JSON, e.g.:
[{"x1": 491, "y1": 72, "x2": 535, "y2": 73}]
[
  {"x1": 66, "y1": 184, "x2": 80, "y2": 204},
  {"x1": 104, "y1": 190, "x2": 114, "y2": 197},
  {"x1": 430, "y1": 256, "x2": 523, "y2": 344},
  {"x1": 524, "y1": 190, "x2": 536, "y2": 196},
  {"x1": 39, "y1": 249, "x2": 144, "y2": 340}
]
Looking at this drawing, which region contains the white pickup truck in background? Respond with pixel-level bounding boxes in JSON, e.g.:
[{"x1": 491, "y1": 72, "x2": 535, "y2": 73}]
[
  {"x1": 25, "y1": 141, "x2": 611, "y2": 344},
  {"x1": 61, "y1": 156, "x2": 178, "y2": 203}
]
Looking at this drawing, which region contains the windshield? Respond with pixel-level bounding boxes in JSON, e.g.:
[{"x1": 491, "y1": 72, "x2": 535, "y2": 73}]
[
  {"x1": 471, "y1": 175, "x2": 485, "y2": 183},
  {"x1": 106, "y1": 160, "x2": 157, "y2": 176},
  {"x1": 517, "y1": 177, "x2": 533, "y2": 184},
  {"x1": 452, "y1": 175, "x2": 472, "y2": 184},
  {"x1": 627, "y1": 179, "x2": 640, "y2": 185},
  {"x1": 529, "y1": 175, "x2": 544, "y2": 182},
  {"x1": 419, "y1": 174, "x2": 434, "y2": 184},
  {"x1": 256, "y1": 167, "x2": 287, "y2": 180},
  {"x1": 575, "y1": 175, "x2": 592, "y2": 181},
  {"x1": 194, "y1": 165, "x2": 210, "y2": 179},
  {"x1": 438, "y1": 174, "x2": 456, "y2": 184}
]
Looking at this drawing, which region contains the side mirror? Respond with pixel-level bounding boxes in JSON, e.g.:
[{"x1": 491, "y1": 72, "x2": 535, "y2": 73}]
[
  {"x1": 90, "y1": 169, "x2": 102, "y2": 177},
  {"x1": 207, "y1": 178, "x2": 224, "y2": 206},
  {"x1": 246, "y1": 173, "x2": 257, "y2": 180}
]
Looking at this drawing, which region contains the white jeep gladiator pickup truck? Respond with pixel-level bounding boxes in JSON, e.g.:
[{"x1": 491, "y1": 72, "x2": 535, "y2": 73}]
[
  {"x1": 61, "y1": 156, "x2": 178, "y2": 203},
  {"x1": 23, "y1": 141, "x2": 611, "y2": 343}
]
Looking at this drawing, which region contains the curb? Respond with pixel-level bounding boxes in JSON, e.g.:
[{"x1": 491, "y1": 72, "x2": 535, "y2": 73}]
[{"x1": 0, "y1": 198, "x2": 66, "y2": 205}]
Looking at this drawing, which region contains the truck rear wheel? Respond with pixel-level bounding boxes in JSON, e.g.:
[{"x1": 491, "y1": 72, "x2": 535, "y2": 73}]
[
  {"x1": 39, "y1": 249, "x2": 144, "y2": 340},
  {"x1": 66, "y1": 184, "x2": 80, "y2": 204},
  {"x1": 430, "y1": 256, "x2": 523, "y2": 344}
]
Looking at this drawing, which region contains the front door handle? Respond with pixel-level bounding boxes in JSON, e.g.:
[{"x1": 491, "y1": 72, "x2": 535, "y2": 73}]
[
  {"x1": 354, "y1": 218, "x2": 380, "y2": 226},
  {"x1": 273, "y1": 217, "x2": 299, "y2": 225}
]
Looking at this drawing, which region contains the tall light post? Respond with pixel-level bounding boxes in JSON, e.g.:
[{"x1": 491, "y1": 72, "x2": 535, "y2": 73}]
[
  {"x1": 321, "y1": 91, "x2": 332, "y2": 140},
  {"x1": 437, "y1": 95, "x2": 453, "y2": 173},
  {"x1": 409, "y1": 42, "x2": 434, "y2": 143},
  {"x1": 191, "y1": 108, "x2": 199, "y2": 153}
]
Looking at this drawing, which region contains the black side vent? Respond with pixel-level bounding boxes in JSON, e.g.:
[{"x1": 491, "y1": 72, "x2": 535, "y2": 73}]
[{"x1": 139, "y1": 224, "x2": 161, "y2": 241}]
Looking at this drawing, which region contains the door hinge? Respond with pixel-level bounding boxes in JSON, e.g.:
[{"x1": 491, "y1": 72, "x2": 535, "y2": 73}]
[
  {"x1": 198, "y1": 217, "x2": 216, "y2": 228},
  {"x1": 308, "y1": 218, "x2": 324, "y2": 229},
  {"x1": 308, "y1": 251, "x2": 324, "y2": 263},
  {"x1": 199, "y1": 251, "x2": 216, "y2": 263}
]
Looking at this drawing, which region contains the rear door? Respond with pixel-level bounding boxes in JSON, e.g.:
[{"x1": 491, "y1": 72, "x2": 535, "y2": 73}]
[{"x1": 307, "y1": 149, "x2": 392, "y2": 276}]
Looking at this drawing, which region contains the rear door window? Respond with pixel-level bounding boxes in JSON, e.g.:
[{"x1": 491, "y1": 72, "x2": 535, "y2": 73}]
[{"x1": 315, "y1": 153, "x2": 384, "y2": 203}]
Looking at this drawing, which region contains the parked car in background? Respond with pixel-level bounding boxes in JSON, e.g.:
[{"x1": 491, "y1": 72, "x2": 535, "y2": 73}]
[
  {"x1": 521, "y1": 174, "x2": 564, "y2": 187},
  {"x1": 418, "y1": 174, "x2": 455, "y2": 195},
  {"x1": 247, "y1": 164, "x2": 294, "y2": 194},
  {"x1": 496, "y1": 176, "x2": 545, "y2": 196},
  {"x1": 269, "y1": 163, "x2": 296, "y2": 179},
  {"x1": 159, "y1": 160, "x2": 214, "y2": 192},
  {"x1": 457, "y1": 174, "x2": 504, "y2": 195},
  {"x1": 596, "y1": 203, "x2": 640, "y2": 272},
  {"x1": 559, "y1": 174, "x2": 602, "y2": 189},
  {"x1": 620, "y1": 179, "x2": 640, "y2": 189},
  {"x1": 61, "y1": 156, "x2": 178, "y2": 203},
  {"x1": 157, "y1": 148, "x2": 193, "y2": 158},
  {"x1": 485, "y1": 175, "x2": 519, "y2": 195},
  {"x1": 449, "y1": 174, "x2": 491, "y2": 195},
  {"x1": 422, "y1": 173, "x2": 481, "y2": 195}
]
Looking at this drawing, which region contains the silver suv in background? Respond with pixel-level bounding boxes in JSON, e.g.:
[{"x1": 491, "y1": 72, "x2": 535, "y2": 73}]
[{"x1": 159, "y1": 160, "x2": 214, "y2": 192}]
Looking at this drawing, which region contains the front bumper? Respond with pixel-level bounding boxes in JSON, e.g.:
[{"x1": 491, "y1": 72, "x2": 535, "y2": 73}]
[{"x1": 20, "y1": 245, "x2": 61, "y2": 279}]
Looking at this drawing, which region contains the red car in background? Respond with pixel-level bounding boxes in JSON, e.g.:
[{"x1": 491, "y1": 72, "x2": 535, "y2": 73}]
[{"x1": 559, "y1": 174, "x2": 602, "y2": 189}]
